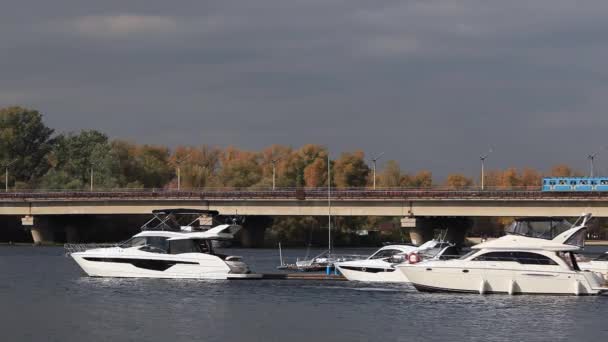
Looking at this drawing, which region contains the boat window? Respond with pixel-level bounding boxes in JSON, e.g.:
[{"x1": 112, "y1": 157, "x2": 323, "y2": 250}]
[
  {"x1": 169, "y1": 239, "x2": 203, "y2": 254},
  {"x1": 473, "y1": 251, "x2": 557, "y2": 265},
  {"x1": 369, "y1": 249, "x2": 403, "y2": 259},
  {"x1": 119, "y1": 237, "x2": 146, "y2": 248},
  {"x1": 139, "y1": 236, "x2": 169, "y2": 254}
]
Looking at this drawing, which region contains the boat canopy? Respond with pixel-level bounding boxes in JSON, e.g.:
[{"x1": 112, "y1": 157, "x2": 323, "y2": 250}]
[
  {"x1": 167, "y1": 224, "x2": 242, "y2": 241},
  {"x1": 505, "y1": 217, "x2": 572, "y2": 240}
]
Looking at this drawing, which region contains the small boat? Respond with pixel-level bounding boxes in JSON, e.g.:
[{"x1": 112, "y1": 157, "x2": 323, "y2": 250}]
[
  {"x1": 579, "y1": 252, "x2": 608, "y2": 282},
  {"x1": 335, "y1": 240, "x2": 457, "y2": 283},
  {"x1": 277, "y1": 248, "x2": 366, "y2": 272},
  {"x1": 66, "y1": 209, "x2": 260, "y2": 279},
  {"x1": 397, "y1": 214, "x2": 608, "y2": 295}
]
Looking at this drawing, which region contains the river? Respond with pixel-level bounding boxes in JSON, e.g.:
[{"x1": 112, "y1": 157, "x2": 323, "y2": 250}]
[{"x1": 1, "y1": 245, "x2": 607, "y2": 342}]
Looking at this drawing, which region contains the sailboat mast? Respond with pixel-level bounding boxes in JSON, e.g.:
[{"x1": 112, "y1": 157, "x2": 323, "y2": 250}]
[{"x1": 328, "y1": 152, "x2": 331, "y2": 257}]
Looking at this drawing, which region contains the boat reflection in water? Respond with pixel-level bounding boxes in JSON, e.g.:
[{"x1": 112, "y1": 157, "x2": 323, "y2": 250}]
[{"x1": 398, "y1": 214, "x2": 608, "y2": 295}]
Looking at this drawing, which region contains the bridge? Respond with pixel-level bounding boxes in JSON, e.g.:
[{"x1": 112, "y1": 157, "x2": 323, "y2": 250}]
[{"x1": 1, "y1": 188, "x2": 607, "y2": 245}]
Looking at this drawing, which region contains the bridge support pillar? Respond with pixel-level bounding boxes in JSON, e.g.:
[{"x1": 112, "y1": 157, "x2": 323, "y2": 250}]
[
  {"x1": 408, "y1": 218, "x2": 435, "y2": 246},
  {"x1": 407, "y1": 217, "x2": 473, "y2": 246},
  {"x1": 27, "y1": 217, "x2": 57, "y2": 245},
  {"x1": 238, "y1": 216, "x2": 272, "y2": 248}
]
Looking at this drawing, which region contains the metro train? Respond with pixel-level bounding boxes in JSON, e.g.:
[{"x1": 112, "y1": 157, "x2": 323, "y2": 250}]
[{"x1": 542, "y1": 177, "x2": 608, "y2": 191}]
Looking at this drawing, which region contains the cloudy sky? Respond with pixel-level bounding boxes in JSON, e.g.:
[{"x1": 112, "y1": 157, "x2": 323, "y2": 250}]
[{"x1": 2, "y1": 0, "x2": 608, "y2": 179}]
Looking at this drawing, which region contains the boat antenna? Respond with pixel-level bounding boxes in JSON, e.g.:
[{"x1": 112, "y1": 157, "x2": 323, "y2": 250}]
[{"x1": 328, "y1": 151, "x2": 331, "y2": 258}]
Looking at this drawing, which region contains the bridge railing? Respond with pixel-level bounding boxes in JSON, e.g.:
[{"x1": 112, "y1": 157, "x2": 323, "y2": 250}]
[{"x1": 1, "y1": 187, "x2": 608, "y2": 201}]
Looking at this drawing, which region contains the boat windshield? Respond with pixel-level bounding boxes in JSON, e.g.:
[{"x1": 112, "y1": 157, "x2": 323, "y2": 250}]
[
  {"x1": 458, "y1": 250, "x2": 478, "y2": 260},
  {"x1": 369, "y1": 249, "x2": 407, "y2": 259},
  {"x1": 505, "y1": 218, "x2": 572, "y2": 240}
]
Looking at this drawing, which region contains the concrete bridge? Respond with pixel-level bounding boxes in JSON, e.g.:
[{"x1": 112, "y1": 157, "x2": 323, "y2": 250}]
[{"x1": 1, "y1": 189, "x2": 607, "y2": 245}]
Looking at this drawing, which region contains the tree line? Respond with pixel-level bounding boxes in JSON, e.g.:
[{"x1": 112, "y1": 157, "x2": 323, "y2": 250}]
[{"x1": 0, "y1": 106, "x2": 586, "y2": 191}]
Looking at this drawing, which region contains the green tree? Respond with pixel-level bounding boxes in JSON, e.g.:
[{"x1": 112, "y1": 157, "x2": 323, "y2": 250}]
[
  {"x1": 40, "y1": 130, "x2": 119, "y2": 189},
  {"x1": 0, "y1": 106, "x2": 55, "y2": 187}
]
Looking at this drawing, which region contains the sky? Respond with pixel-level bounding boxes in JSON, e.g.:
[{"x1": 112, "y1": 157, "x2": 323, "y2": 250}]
[{"x1": 2, "y1": 0, "x2": 608, "y2": 180}]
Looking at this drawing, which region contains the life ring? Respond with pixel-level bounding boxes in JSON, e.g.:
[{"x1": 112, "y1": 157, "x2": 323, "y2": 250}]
[{"x1": 408, "y1": 253, "x2": 421, "y2": 264}]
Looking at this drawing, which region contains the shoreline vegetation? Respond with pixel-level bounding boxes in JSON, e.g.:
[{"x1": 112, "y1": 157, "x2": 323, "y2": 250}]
[{"x1": 2, "y1": 106, "x2": 608, "y2": 243}]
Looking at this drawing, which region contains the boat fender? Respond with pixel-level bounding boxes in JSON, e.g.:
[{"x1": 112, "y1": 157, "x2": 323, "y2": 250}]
[
  {"x1": 508, "y1": 280, "x2": 518, "y2": 295},
  {"x1": 408, "y1": 253, "x2": 421, "y2": 264},
  {"x1": 479, "y1": 279, "x2": 488, "y2": 295},
  {"x1": 574, "y1": 279, "x2": 584, "y2": 296}
]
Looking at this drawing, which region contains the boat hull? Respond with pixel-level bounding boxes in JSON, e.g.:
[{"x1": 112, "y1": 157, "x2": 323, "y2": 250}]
[
  {"x1": 336, "y1": 262, "x2": 409, "y2": 282},
  {"x1": 398, "y1": 263, "x2": 606, "y2": 295},
  {"x1": 72, "y1": 252, "x2": 252, "y2": 280}
]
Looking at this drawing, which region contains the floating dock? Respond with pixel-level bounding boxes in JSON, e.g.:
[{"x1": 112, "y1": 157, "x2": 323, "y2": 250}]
[{"x1": 242, "y1": 273, "x2": 346, "y2": 281}]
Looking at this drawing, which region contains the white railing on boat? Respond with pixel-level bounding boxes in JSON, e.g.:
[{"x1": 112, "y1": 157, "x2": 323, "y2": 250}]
[{"x1": 64, "y1": 243, "x2": 119, "y2": 256}]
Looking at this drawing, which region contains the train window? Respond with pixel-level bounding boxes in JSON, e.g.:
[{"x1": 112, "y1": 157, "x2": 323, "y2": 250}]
[
  {"x1": 559, "y1": 180, "x2": 566, "y2": 185},
  {"x1": 602, "y1": 180, "x2": 608, "y2": 185},
  {"x1": 580, "y1": 180, "x2": 588, "y2": 185},
  {"x1": 591, "y1": 180, "x2": 597, "y2": 185},
  {"x1": 543, "y1": 180, "x2": 547, "y2": 185},
  {"x1": 570, "y1": 180, "x2": 577, "y2": 185},
  {"x1": 550, "y1": 180, "x2": 556, "y2": 185}
]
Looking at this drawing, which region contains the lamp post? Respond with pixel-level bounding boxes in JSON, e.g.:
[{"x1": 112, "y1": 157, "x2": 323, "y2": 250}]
[
  {"x1": 479, "y1": 148, "x2": 493, "y2": 190},
  {"x1": 327, "y1": 152, "x2": 331, "y2": 258},
  {"x1": 90, "y1": 166, "x2": 94, "y2": 191},
  {"x1": 3, "y1": 159, "x2": 18, "y2": 192},
  {"x1": 370, "y1": 152, "x2": 384, "y2": 190},
  {"x1": 588, "y1": 153, "x2": 598, "y2": 178},
  {"x1": 271, "y1": 158, "x2": 281, "y2": 190},
  {"x1": 175, "y1": 153, "x2": 192, "y2": 191}
]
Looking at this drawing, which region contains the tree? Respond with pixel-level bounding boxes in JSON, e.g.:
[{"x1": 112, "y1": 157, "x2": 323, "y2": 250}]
[
  {"x1": 520, "y1": 168, "x2": 541, "y2": 187},
  {"x1": 550, "y1": 164, "x2": 573, "y2": 177},
  {"x1": 303, "y1": 157, "x2": 328, "y2": 187},
  {"x1": 446, "y1": 173, "x2": 473, "y2": 189},
  {"x1": 40, "y1": 130, "x2": 119, "y2": 189},
  {"x1": 411, "y1": 170, "x2": 433, "y2": 188},
  {"x1": 219, "y1": 146, "x2": 262, "y2": 188},
  {"x1": 170, "y1": 145, "x2": 221, "y2": 189},
  {"x1": 378, "y1": 160, "x2": 401, "y2": 187},
  {"x1": 332, "y1": 151, "x2": 370, "y2": 187},
  {"x1": 0, "y1": 106, "x2": 55, "y2": 187}
]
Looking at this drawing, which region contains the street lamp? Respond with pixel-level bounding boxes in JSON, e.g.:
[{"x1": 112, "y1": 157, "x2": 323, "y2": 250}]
[
  {"x1": 271, "y1": 158, "x2": 281, "y2": 191},
  {"x1": 3, "y1": 159, "x2": 18, "y2": 192},
  {"x1": 479, "y1": 148, "x2": 493, "y2": 190},
  {"x1": 370, "y1": 152, "x2": 385, "y2": 190},
  {"x1": 587, "y1": 148, "x2": 605, "y2": 177},
  {"x1": 175, "y1": 153, "x2": 192, "y2": 191}
]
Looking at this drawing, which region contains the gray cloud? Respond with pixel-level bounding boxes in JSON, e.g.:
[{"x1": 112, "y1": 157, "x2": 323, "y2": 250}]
[{"x1": 2, "y1": 0, "x2": 608, "y2": 179}]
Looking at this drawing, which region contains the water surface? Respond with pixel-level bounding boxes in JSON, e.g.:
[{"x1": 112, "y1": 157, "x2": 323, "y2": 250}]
[{"x1": 1, "y1": 246, "x2": 607, "y2": 342}]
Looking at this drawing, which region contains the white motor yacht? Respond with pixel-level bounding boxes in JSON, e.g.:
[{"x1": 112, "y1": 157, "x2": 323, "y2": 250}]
[
  {"x1": 397, "y1": 214, "x2": 608, "y2": 295},
  {"x1": 67, "y1": 209, "x2": 260, "y2": 279},
  {"x1": 335, "y1": 240, "x2": 457, "y2": 282},
  {"x1": 579, "y1": 252, "x2": 608, "y2": 281}
]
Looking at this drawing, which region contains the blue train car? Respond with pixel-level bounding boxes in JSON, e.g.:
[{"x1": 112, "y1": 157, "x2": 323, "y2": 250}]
[{"x1": 542, "y1": 177, "x2": 608, "y2": 191}]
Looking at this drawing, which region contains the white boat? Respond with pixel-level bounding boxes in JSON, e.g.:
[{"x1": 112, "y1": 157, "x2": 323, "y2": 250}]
[
  {"x1": 335, "y1": 240, "x2": 458, "y2": 282},
  {"x1": 579, "y1": 252, "x2": 608, "y2": 281},
  {"x1": 67, "y1": 209, "x2": 260, "y2": 279},
  {"x1": 397, "y1": 214, "x2": 608, "y2": 295}
]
